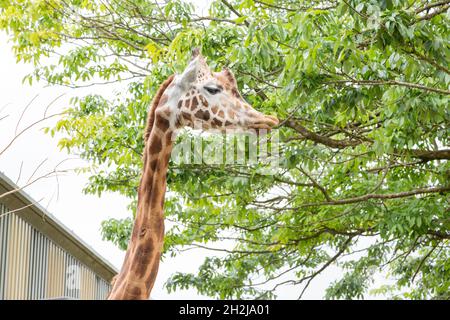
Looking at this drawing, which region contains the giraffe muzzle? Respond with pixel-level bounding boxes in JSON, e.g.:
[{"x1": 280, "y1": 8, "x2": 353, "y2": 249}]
[{"x1": 248, "y1": 114, "x2": 279, "y2": 130}]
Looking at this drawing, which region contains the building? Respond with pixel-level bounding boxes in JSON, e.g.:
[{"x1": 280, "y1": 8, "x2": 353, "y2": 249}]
[{"x1": 0, "y1": 172, "x2": 118, "y2": 299}]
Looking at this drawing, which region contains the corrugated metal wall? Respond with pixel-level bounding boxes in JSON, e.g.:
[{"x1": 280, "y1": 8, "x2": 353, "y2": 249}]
[{"x1": 0, "y1": 204, "x2": 111, "y2": 299}]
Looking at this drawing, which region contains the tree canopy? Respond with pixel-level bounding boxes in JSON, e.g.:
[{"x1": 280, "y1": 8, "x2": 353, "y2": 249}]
[{"x1": 1, "y1": 0, "x2": 449, "y2": 299}]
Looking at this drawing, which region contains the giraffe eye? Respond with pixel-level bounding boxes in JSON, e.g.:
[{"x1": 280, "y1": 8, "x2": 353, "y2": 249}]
[{"x1": 204, "y1": 86, "x2": 221, "y2": 95}]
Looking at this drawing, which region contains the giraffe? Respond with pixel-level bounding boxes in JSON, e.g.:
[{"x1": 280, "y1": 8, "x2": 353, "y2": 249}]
[{"x1": 107, "y1": 49, "x2": 279, "y2": 300}]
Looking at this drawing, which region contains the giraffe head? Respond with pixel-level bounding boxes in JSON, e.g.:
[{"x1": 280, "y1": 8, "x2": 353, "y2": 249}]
[{"x1": 166, "y1": 49, "x2": 278, "y2": 132}]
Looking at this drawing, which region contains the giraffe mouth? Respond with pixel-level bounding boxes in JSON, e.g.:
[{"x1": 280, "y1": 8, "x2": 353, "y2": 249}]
[{"x1": 248, "y1": 115, "x2": 279, "y2": 130}]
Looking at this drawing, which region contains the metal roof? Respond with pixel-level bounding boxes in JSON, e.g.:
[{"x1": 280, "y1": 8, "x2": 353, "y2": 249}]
[{"x1": 0, "y1": 171, "x2": 118, "y2": 282}]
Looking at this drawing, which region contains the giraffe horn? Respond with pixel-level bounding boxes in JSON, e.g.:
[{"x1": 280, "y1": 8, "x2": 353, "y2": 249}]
[{"x1": 191, "y1": 47, "x2": 201, "y2": 59}]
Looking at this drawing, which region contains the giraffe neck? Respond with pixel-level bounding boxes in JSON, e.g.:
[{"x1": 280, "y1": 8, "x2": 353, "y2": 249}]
[{"x1": 108, "y1": 99, "x2": 176, "y2": 300}]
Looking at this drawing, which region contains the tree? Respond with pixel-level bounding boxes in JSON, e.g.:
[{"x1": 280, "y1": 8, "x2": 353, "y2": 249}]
[{"x1": 1, "y1": 0, "x2": 448, "y2": 299}]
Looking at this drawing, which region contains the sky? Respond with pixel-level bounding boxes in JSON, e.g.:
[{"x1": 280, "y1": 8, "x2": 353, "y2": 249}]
[{"x1": 0, "y1": 1, "x2": 370, "y2": 300}]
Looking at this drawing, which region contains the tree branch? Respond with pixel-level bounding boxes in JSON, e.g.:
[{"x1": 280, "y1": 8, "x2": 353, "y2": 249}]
[
  {"x1": 296, "y1": 186, "x2": 450, "y2": 208},
  {"x1": 416, "y1": 1, "x2": 450, "y2": 13},
  {"x1": 220, "y1": 0, "x2": 250, "y2": 26},
  {"x1": 415, "y1": 3, "x2": 450, "y2": 22},
  {"x1": 326, "y1": 79, "x2": 450, "y2": 95},
  {"x1": 284, "y1": 119, "x2": 450, "y2": 161},
  {"x1": 284, "y1": 119, "x2": 362, "y2": 149}
]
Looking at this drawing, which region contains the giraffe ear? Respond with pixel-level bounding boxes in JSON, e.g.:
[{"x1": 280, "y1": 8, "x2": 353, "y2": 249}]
[
  {"x1": 222, "y1": 68, "x2": 238, "y2": 86},
  {"x1": 179, "y1": 57, "x2": 199, "y2": 88}
]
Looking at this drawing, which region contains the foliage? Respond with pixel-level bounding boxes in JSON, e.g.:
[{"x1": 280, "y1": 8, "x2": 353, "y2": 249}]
[{"x1": 1, "y1": 0, "x2": 449, "y2": 299}]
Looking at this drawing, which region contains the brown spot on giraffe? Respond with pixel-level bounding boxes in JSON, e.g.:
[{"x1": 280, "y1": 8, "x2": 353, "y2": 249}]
[
  {"x1": 156, "y1": 115, "x2": 170, "y2": 132},
  {"x1": 149, "y1": 159, "x2": 157, "y2": 172},
  {"x1": 195, "y1": 109, "x2": 210, "y2": 121},
  {"x1": 135, "y1": 239, "x2": 154, "y2": 257},
  {"x1": 212, "y1": 118, "x2": 223, "y2": 127},
  {"x1": 149, "y1": 138, "x2": 162, "y2": 154},
  {"x1": 190, "y1": 96, "x2": 198, "y2": 110},
  {"x1": 181, "y1": 111, "x2": 191, "y2": 120},
  {"x1": 129, "y1": 287, "x2": 142, "y2": 297}
]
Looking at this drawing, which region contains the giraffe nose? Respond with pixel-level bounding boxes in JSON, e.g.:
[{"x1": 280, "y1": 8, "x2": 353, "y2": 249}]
[
  {"x1": 247, "y1": 112, "x2": 279, "y2": 130},
  {"x1": 265, "y1": 115, "x2": 279, "y2": 125}
]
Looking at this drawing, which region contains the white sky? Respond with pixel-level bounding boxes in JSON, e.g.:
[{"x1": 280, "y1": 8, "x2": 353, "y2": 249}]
[{"x1": 0, "y1": 1, "x2": 383, "y2": 299}]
